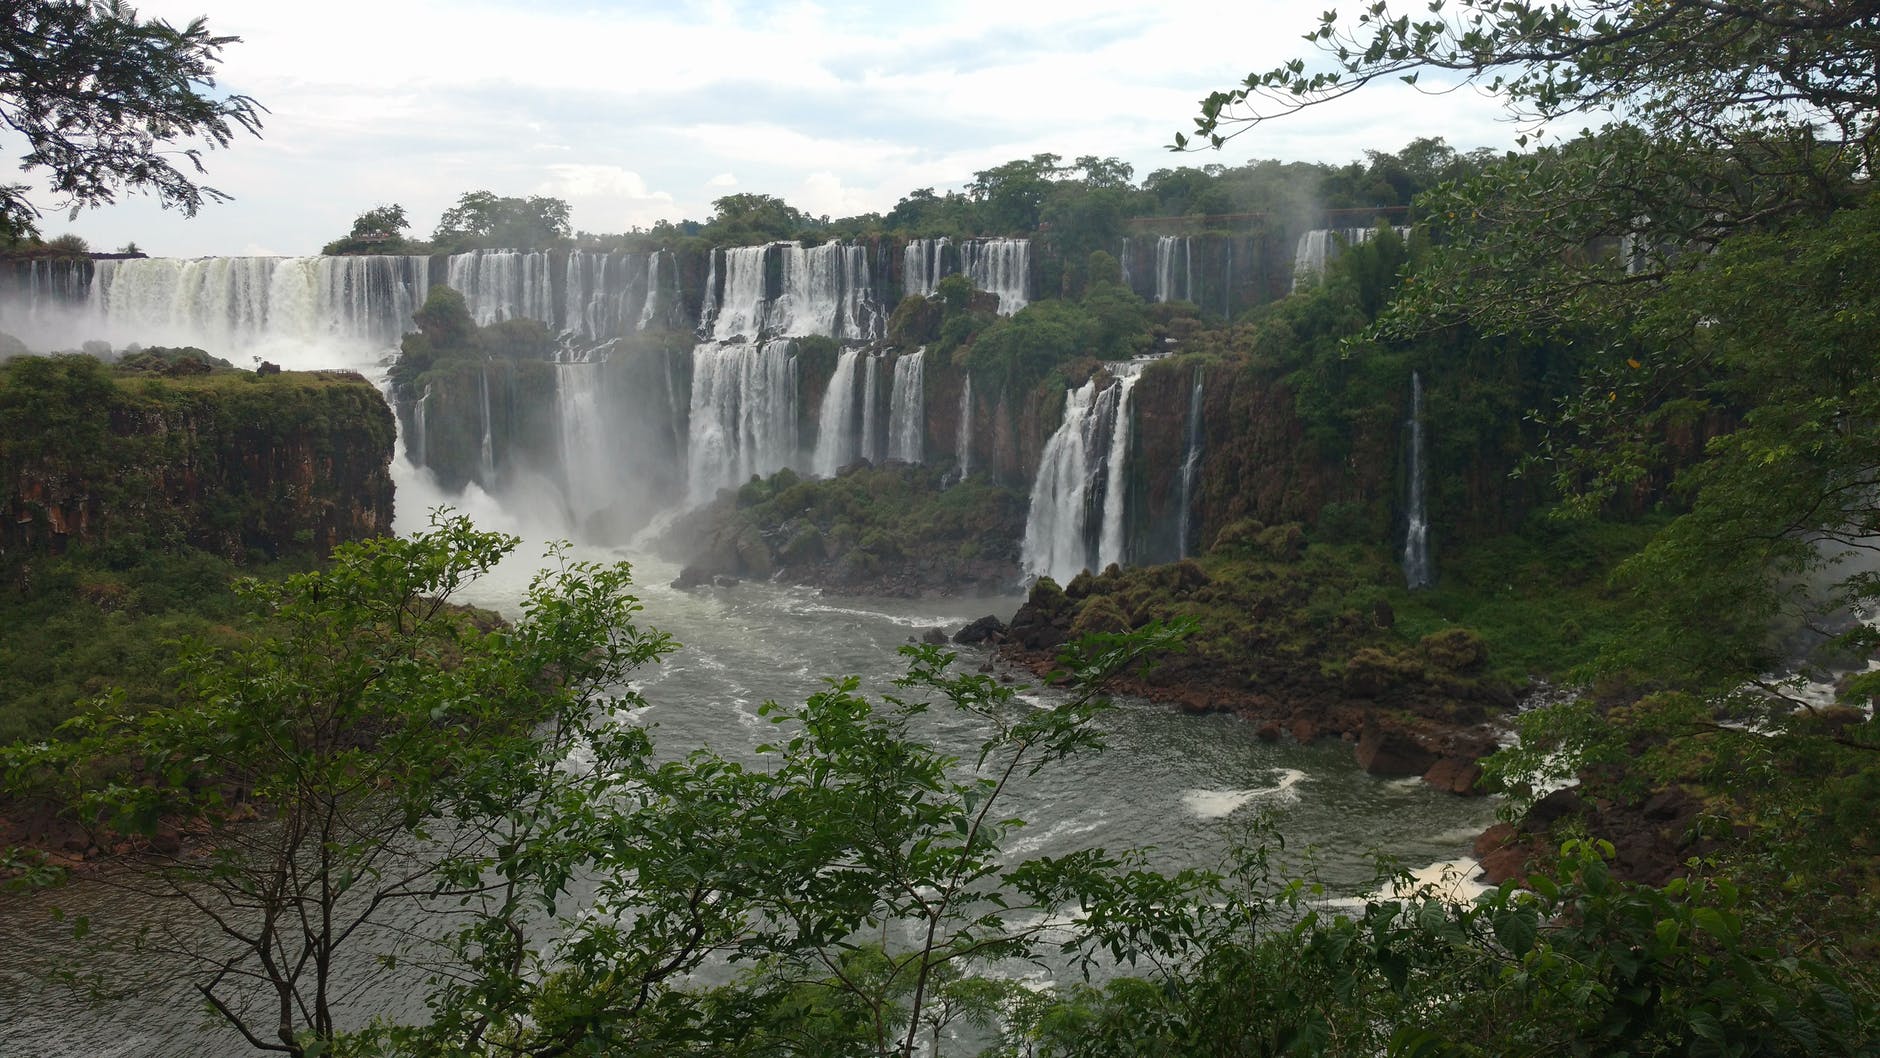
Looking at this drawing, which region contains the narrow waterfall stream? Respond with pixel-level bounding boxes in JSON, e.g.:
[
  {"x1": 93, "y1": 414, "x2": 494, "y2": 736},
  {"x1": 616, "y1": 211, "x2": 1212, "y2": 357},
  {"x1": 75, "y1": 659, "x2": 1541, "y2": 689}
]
[{"x1": 1403, "y1": 370, "x2": 1434, "y2": 589}]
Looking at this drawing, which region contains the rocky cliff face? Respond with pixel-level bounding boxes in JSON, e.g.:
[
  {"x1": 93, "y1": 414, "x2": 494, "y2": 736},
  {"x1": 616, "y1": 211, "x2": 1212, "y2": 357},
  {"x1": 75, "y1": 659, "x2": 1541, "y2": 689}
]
[{"x1": 1, "y1": 356, "x2": 395, "y2": 562}]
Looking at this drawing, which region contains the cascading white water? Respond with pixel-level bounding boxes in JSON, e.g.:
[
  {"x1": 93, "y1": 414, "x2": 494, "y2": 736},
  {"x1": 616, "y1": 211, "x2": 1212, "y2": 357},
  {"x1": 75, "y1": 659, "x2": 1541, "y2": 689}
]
[
  {"x1": 705, "y1": 242, "x2": 881, "y2": 342},
  {"x1": 887, "y1": 349, "x2": 925, "y2": 464},
  {"x1": 960, "y1": 238, "x2": 1031, "y2": 315},
  {"x1": 557, "y1": 361, "x2": 607, "y2": 526},
  {"x1": 1022, "y1": 364, "x2": 1141, "y2": 584},
  {"x1": 478, "y1": 371, "x2": 498, "y2": 484},
  {"x1": 860, "y1": 354, "x2": 882, "y2": 463},
  {"x1": 771, "y1": 243, "x2": 879, "y2": 341},
  {"x1": 903, "y1": 237, "x2": 951, "y2": 297},
  {"x1": 706, "y1": 245, "x2": 772, "y2": 341},
  {"x1": 409, "y1": 386, "x2": 430, "y2": 468},
  {"x1": 70, "y1": 255, "x2": 431, "y2": 370},
  {"x1": 1291, "y1": 226, "x2": 1414, "y2": 291},
  {"x1": 1177, "y1": 366, "x2": 1205, "y2": 559},
  {"x1": 812, "y1": 350, "x2": 863, "y2": 477},
  {"x1": 1095, "y1": 369, "x2": 1142, "y2": 568},
  {"x1": 638, "y1": 250, "x2": 667, "y2": 330},
  {"x1": 1154, "y1": 236, "x2": 1192, "y2": 303},
  {"x1": 1403, "y1": 371, "x2": 1433, "y2": 590},
  {"x1": 687, "y1": 339, "x2": 798, "y2": 505},
  {"x1": 956, "y1": 374, "x2": 973, "y2": 478},
  {"x1": 447, "y1": 250, "x2": 532, "y2": 327}
]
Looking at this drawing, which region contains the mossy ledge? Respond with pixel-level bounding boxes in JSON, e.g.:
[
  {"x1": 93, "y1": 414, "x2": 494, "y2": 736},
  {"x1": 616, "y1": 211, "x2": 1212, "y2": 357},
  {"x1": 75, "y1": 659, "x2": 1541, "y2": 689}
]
[{"x1": 1, "y1": 352, "x2": 396, "y2": 562}]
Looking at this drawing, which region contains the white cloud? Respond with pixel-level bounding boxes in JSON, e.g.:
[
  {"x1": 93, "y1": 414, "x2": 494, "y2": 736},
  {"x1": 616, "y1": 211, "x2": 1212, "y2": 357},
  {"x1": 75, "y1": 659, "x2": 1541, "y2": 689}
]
[{"x1": 44, "y1": 0, "x2": 1523, "y2": 256}]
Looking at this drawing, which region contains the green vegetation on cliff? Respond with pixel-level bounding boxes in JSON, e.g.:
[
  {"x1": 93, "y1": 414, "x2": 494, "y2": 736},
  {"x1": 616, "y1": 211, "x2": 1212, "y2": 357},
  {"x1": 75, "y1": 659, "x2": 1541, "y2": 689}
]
[
  {"x1": 673, "y1": 462, "x2": 1029, "y2": 595},
  {"x1": 1, "y1": 352, "x2": 394, "y2": 561},
  {"x1": 0, "y1": 353, "x2": 396, "y2": 742}
]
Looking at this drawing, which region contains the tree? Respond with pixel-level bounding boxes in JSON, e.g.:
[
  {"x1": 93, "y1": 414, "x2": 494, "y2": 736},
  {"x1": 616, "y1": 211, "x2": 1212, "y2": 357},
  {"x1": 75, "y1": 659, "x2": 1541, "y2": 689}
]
[
  {"x1": 968, "y1": 154, "x2": 1068, "y2": 233},
  {"x1": 3, "y1": 513, "x2": 1228, "y2": 1058},
  {"x1": 322, "y1": 203, "x2": 418, "y2": 255},
  {"x1": 1182, "y1": 2, "x2": 1879, "y2": 160},
  {"x1": 1183, "y1": 3, "x2": 1873, "y2": 337},
  {"x1": 2, "y1": 514, "x2": 671, "y2": 1056},
  {"x1": 432, "y1": 190, "x2": 571, "y2": 252},
  {"x1": 704, "y1": 192, "x2": 811, "y2": 243},
  {"x1": 0, "y1": 0, "x2": 263, "y2": 240}
]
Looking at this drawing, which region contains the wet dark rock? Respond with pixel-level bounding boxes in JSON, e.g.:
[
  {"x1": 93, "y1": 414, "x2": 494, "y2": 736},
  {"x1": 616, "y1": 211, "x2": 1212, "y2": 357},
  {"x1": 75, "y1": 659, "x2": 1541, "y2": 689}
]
[
  {"x1": 1423, "y1": 757, "x2": 1486, "y2": 796},
  {"x1": 1522, "y1": 787, "x2": 1586, "y2": 831},
  {"x1": 953, "y1": 615, "x2": 1008, "y2": 645},
  {"x1": 1356, "y1": 720, "x2": 1441, "y2": 777}
]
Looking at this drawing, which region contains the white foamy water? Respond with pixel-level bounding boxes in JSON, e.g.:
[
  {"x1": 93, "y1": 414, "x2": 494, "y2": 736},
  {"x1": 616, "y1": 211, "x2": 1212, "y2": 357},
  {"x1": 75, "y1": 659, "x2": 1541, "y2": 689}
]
[{"x1": 1181, "y1": 769, "x2": 1308, "y2": 819}]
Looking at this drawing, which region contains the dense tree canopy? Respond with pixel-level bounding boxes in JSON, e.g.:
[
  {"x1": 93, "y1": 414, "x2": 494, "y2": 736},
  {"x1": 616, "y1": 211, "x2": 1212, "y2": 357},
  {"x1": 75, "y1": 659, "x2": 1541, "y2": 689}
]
[
  {"x1": 431, "y1": 190, "x2": 571, "y2": 252},
  {"x1": 0, "y1": 0, "x2": 262, "y2": 241}
]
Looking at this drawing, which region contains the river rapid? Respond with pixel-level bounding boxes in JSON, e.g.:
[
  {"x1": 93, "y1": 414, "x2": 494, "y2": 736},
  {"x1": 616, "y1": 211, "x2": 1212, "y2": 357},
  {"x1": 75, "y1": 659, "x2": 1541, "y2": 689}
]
[{"x1": 0, "y1": 342, "x2": 1498, "y2": 1056}]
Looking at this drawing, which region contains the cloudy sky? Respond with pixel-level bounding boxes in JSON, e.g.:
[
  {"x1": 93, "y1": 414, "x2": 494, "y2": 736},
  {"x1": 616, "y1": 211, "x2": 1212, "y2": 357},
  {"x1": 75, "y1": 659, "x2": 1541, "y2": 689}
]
[{"x1": 25, "y1": 0, "x2": 1521, "y2": 258}]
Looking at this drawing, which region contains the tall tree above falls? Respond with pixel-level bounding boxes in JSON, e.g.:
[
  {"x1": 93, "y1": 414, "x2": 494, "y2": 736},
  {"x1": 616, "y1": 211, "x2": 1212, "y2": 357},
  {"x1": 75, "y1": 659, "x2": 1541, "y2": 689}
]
[{"x1": 0, "y1": 0, "x2": 263, "y2": 242}]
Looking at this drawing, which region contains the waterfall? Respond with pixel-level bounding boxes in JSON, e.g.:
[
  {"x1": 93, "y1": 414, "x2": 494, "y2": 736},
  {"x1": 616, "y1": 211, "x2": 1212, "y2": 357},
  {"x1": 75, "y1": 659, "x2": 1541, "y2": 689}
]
[
  {"x1": 478, "y1": 370, "x2": 497, "y2": 484},
  {"x1": 772, "y1": 242, "x2": 878, "y2": 341},
  {"x1": 956, "y1": 374, "x2": 973, "y2": 478},
  {"x1": 638, "y1": 250, "x2": 667, "y2": 330},
  {"x1": 960, "y1": 238, "x2": 1030, "y2": 315},
  {"x1": 448, "y1": 250, "x2": 531, "y2": 326},
  {"x1": 408, "y1": 386, "x2": 430, "y2": 468},
  {"x1": 704, "y1": 242, "x2": 880, "y2": 341},
  {"x1": 1021, "y1": 364, "x2": 1141, "y2": 584},
  {"x1": 1291, "y1": 226, "x2": 1413, "y2": 291},
  {"x1": 903, "y1": 237, "x2": 950, "y2": 298},
  {"x1": 812, "y1": 349, "x2": 863, "y2": 478},
  {"x1": 860, "y1": 353, "x2": 882, "y2": 463},
  {"x1": 1177, "y1": 366, "x2": 1205, "y2": 558},
  {"x1": 1, "y1": 249, "x2": 708, "y2": 365},
  {"x1": 1403, "y1": 371, "x2": 1433, "y2": 590},
  {"x1": 887, "y1": 349, "x2": 925, "y2": 463},
  {"x1": 1154, "y1": 236, "x2": 1191, "y2": 303},
  {"x1": 699, "y1": 248, "x2": 720, "y2": 333},
  {"x1": 707, "y1": 245, "x2": 771, "y2": 340},
  {"x1": 65, "y1": 255, "x2": 430, "y2": 370},
  {"x1": 687, "y1": 339, "x2": 799, "y2": 504},
  {"x1": 557, "y1": 361, "x2": 607, "y2": 526},
  {"x1": 1095, "y1": 370, "x2": 1142, "y2": 567}
]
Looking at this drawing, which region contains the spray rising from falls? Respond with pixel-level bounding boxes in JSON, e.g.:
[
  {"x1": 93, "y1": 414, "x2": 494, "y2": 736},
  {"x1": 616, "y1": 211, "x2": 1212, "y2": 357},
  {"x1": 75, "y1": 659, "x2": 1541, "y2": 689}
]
[
  {"x1": 1403, "y1": 371, "x2": 1433, "y2": 590},
  {"x1": 887, "y1": 349, "x2": 925, "y2": 463},
  {"x1": 1022, "y1": 364, "x2": 1143, "y2": 585}
]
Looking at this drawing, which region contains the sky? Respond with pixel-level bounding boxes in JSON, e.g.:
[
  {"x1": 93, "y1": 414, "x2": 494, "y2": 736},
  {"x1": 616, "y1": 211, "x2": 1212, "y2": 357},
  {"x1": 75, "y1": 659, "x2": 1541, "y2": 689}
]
[{"x1": 21, "y1": 0, "x2": 1521, "y2": 258}]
